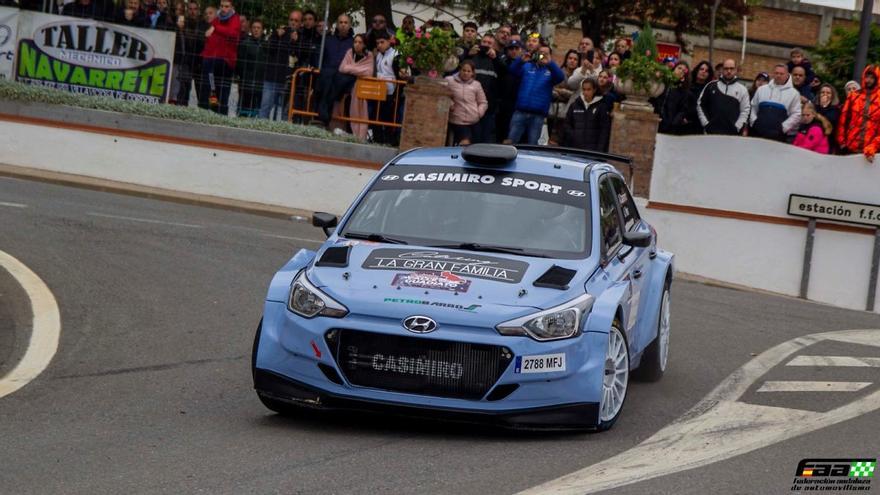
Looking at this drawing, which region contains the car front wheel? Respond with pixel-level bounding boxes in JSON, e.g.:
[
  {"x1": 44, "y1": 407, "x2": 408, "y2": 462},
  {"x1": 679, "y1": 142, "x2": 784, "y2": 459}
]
[{"x1": 596, "y1": 323, "x2": 629, "y2": 431}]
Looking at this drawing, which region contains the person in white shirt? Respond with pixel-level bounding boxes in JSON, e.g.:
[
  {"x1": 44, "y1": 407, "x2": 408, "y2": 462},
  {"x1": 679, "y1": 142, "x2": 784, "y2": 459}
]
[{"x1": 371, "y1": 31, "x2": 400, "y2": 145}]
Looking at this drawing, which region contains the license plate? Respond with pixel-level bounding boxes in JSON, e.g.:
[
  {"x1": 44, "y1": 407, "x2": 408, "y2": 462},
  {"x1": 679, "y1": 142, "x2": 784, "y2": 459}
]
[{"x1": 514, "y1": 353, "x2": 566, "y2": 374}]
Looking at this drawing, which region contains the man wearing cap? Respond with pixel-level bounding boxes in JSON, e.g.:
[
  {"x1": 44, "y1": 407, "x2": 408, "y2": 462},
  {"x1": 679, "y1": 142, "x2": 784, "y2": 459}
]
[
  {"x1": 496, "y1": 39, "x2": 523, "y2": 142},
  {"x1": 696, "y1": 58, "x2": 750, "y2": 135}
]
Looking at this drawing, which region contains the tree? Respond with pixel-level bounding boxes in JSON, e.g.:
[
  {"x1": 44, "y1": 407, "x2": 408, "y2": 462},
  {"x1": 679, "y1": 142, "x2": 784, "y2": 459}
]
[
  {"x1": 236, "y1": 0, "x2": 363, "y2": 32},
  {"x1": 444, "y1": 0, "x2": 749, "y2": 48},
  {"x1": 814, "y1": 24, "x2": 880, "y2": 92}
]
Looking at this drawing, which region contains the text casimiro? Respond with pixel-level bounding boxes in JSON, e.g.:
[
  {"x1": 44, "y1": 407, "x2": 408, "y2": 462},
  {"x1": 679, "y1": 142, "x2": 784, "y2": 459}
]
[{"x1": 15, "y1": 16, "x2": 172, "y2": 103}]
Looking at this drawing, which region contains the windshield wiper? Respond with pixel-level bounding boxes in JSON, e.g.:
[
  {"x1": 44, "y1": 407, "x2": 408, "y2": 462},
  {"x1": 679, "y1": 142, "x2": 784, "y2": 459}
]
[
  {"x1": 343, "y1": 232, "x2": 409, "y2": 245},
  {"x1": 430, "y1": 243, "x2": 549, "y2": 258}
]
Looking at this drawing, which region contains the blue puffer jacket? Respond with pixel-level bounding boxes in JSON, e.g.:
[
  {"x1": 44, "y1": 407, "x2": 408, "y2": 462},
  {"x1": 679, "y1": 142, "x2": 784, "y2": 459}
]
[{"x1": 509, "y1": 57, "x2": 566, "y2": 116}]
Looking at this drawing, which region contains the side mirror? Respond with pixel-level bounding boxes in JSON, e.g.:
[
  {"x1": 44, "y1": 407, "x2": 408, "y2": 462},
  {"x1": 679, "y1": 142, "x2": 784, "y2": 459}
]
[
  {"x1": 622, "y1": 230, "x2": 652, "y2": 248},
  {"x1": 312, "y1": 212, "x2": 338, "y2": 238}
]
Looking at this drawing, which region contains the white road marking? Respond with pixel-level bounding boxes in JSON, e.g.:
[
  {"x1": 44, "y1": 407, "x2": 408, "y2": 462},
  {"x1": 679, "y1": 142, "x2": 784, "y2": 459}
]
[
  {"x1": 518, "y1": 329, "x2": 880, "y2": 495},
  {"x1": 787, "y1": 355, "x2": 880, "y2": 367},
  {"x1": 0, "y1": 250, "x2": 61, "y2": 399},
  {"x1": 87, "y1": 212, "x2": 203, "y2": 229},
  {"x1": 757, "y1": 381, "x2": 872, "y2": 392},
  {"x1": 0, "y1": 201, "x2": 27, "y2": 208},
  {"x1": 260, "y1": 233, "x2": 323, "y2": 244}
]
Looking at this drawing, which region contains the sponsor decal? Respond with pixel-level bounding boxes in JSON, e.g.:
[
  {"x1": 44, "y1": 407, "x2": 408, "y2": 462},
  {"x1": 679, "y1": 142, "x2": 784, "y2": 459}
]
[
  {"x1": 369, "y1": 353, "x2": 464, "y2": 379},
  {"x1": 384, "y1": 297, "x2": 480, "y2": 313},
  {"x1": 514, "y1": 353, "x2": 566, "y2": 374},
  {"x1": 0, "y1": 24, "x2": 10, "y2": 47},
  {"x1": 791, "y1": 458, "x2": 875, "y2": 491},
  {"x1": 391, "y1": 271, "x2": 471, "y2": 293},
  {"x1": 364, "y1": 248, "x2": 528, "y2": 284},
  {"x1": 371, "y1": 166, "x2": 589, "y2": 208},
  {"x1": 14, "y1": 13, "x2": 173, "y2": 102}
]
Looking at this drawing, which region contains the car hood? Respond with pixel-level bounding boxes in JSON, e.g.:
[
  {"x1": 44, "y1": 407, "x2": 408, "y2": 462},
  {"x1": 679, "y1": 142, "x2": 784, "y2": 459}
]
[{"x1": 306, "y1": 242, "x2": 598, "y2": 322}]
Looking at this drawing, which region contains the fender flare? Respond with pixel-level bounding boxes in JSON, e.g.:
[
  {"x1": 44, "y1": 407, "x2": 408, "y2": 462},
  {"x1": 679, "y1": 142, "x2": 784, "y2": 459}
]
[{"x1": 584, "y1": 279, "x2": 630, "y2": 336}]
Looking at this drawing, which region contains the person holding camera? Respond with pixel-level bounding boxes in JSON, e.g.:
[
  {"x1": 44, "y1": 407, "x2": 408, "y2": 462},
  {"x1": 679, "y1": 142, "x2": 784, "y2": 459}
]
[
  {"x1": 463, "y1": 32, "x2": 506, "y2": 143},
  {"x1": 567, "y1": 37, "x2": 603, "y2": 92},
  {"x1": 504, "y1": 41, "x2": 565, "y2": 145}
]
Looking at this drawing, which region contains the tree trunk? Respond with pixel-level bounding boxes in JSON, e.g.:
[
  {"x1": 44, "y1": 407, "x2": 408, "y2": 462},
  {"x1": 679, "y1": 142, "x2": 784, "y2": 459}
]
[{"x1": 363, "y1": 0, "x2": 396, "y2": 30}]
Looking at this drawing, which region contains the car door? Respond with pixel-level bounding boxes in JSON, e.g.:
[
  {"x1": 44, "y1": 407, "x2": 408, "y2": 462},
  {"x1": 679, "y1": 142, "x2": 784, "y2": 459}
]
[
  {"x1": 608, "y1": 175, "x2": 651, "y2": 339},
  {"x1": 597, "y1": 175, "x2": 638, "y2": 340}
]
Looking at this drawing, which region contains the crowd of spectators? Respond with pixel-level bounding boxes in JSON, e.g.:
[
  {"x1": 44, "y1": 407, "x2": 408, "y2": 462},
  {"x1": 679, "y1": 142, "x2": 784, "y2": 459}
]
[{"x1": 24, "y1": 1, "x2": 880, "y2": 158}]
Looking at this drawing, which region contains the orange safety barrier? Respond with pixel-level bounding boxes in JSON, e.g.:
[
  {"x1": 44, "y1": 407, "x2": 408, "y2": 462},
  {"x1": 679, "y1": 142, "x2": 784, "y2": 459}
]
[{"x1": 287, "y1": 68, "x2": 408, "y2": 128}]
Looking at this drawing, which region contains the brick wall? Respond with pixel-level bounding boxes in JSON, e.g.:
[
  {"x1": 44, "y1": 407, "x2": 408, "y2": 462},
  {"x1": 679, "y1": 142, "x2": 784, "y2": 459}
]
[
  {"x1": 832, "y1": 18, "x2": 858, "y2": 32},
  {"x1": 732, "y1": 7, "x2": 822, "y2": 47}
]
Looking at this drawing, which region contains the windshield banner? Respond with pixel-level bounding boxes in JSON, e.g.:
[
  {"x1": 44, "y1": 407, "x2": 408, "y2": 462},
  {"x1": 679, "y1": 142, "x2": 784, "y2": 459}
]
[
  {"x1": 14, "y1": 11, "x2": 174, "y2": 103},
  {"x1": 372, "y1": 166, "x2": 590, "y2": 208}
]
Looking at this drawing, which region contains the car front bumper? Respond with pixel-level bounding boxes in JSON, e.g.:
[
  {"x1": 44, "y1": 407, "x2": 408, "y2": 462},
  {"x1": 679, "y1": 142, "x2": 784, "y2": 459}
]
[{"x1": 254, "y1": 301, "x2": 608, "y2": 429}]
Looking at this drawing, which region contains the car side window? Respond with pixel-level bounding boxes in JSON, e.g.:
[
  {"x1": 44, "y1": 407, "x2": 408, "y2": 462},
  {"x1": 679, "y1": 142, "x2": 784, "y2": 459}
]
[
  {"x1": 598, "y1": 178, "x2": 622, "y2": 258},
  {"x1": 610, "y1": 176, "x2": 640, "y2": 232}
]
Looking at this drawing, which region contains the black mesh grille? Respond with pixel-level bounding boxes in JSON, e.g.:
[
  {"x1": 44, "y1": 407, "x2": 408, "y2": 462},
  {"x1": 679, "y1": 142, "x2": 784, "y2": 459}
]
[{"x1": 331, "y1": 330, "x2": 512, "y2": 400}]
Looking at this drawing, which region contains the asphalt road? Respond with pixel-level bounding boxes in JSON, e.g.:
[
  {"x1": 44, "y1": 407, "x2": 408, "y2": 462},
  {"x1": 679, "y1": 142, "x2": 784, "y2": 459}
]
[{"x1": 1, "y1": 176, "x2": 879, "y2": 495}]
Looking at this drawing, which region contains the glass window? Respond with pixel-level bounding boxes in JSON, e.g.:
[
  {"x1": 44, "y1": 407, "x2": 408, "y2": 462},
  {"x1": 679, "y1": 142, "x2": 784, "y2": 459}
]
[
  {"x1": 340, "y1": 166, "x2": 593, "y2": 259},
  {"x1": 598, "y1": 178, "x2": 622, "y2": 257},
  {"x1": 610, "y1": 176, "x2": 640, "y2": 232}
]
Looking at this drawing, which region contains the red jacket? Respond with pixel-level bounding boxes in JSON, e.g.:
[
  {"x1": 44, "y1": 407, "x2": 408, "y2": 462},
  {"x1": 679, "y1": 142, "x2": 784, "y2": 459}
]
[
  {"x1": 837, "y1": 65, "x2": 880, "y2": 157},
  {"x1": 201, "y1": 13, "x2": 241, "y2": 69}
]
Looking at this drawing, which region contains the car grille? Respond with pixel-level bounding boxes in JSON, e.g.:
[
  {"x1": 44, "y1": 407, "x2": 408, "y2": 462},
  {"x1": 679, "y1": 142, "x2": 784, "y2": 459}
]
[{"x1": 327, "y1": 329, "x2": 512, "y2": 400}]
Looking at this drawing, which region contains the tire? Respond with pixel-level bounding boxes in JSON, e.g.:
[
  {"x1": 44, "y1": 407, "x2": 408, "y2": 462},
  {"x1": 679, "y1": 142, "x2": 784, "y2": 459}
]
[
  {"x1": 633, "y1": 281, "x2": 670, "y2": 382},
  {"x1": 596, "y1": 322, "x2": 630, "y2": 432},
  {"x1": 251, "y1": 318, "x2": 263, "y2": 381}
]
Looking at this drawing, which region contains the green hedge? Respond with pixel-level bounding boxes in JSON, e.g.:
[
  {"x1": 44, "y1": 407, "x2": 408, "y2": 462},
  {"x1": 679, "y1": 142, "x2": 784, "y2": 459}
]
[{"x1": 0, "y1": 78, "x2": 365, "y2": 144}]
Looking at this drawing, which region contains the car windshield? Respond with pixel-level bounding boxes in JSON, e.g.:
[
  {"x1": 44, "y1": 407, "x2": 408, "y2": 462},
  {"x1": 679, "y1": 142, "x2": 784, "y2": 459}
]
[{"x1": 340, "y1": 166, "x2": 591, "y2": 259}]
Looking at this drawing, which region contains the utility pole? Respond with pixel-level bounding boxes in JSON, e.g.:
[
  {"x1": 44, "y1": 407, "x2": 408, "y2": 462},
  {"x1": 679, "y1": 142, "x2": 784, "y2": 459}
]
[
  {"x1": 854, "y1": 0, "x2": 874, "y2": 81},
  {"x1": 709, "y1": 0, "x2": 722, "y2": 66}
]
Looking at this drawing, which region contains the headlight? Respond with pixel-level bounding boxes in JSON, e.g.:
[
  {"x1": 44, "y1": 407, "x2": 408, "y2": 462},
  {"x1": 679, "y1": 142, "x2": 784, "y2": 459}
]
[
  {"x1": 288, "y1": 270, "x2": 349, "y2": 318},
  {"x1": 496, "y1": 294, "x2": 594, "y2": 341}
]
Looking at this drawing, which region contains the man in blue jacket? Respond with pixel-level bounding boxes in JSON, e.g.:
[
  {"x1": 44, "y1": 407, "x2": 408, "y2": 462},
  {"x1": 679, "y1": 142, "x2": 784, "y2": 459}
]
[{"x1": 504, "y1": 43, "x2": 566, "y2": 145}]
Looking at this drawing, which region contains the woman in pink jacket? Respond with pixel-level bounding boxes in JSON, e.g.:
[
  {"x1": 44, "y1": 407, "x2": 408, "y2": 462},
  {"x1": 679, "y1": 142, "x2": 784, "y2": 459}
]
[
  {"x1": 793, "y1": 102, "x2": 831, "y2": 154},
  {"x1": 337, "y1": 34, "x2": 375, "y2": 142},
  {"x1": 446, "y1": 60, "x2": 488, "y2": 145}
]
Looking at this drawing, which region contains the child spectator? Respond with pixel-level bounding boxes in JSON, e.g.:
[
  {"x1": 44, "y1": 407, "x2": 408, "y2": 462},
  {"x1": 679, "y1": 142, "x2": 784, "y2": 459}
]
[
  {"x1": 549, "y1": 49, "x2": 580, "y2": 145},
  {"x1": 446, "y1": 60, "x2": 488, "y2": 145},
  {"x1": 787, "y1": 48, "x2": 815, "y2": 88},
  {"x1": 562, "y1": 78, "x2": 611, "y2": 152},
  {"x1": 793, "y1": 102, "x2": 831, "y2": 154},
  {"x1": 749, "y1": 72, "x2": 769, "y2": 99}
]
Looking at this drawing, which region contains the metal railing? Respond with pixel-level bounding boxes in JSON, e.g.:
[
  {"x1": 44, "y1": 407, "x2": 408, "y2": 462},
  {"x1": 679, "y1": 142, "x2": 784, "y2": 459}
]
[{"x1": 287, "y1": 67, "x2": 407, "y2": 128}]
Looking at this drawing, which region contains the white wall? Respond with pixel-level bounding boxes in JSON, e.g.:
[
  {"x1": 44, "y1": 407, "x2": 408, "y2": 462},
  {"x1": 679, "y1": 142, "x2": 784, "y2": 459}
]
[
  {"x1": 0, "y1": 121, "x2": 375, "y2": 215},
  {"x1": 648, "y1": 134, "x2": 880, "y2": 314}
]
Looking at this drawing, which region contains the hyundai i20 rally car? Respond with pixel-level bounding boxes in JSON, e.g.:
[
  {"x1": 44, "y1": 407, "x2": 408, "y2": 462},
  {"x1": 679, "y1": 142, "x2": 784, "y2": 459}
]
[{"x1": 252, "y1": 144, "x2": 674, "y2": 431}]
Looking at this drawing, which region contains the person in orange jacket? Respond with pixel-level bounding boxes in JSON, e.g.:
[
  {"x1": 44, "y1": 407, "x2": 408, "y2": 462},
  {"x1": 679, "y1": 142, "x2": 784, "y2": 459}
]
[
  {"x1": 837, "y1": 65, "x2": 880, "y2": 162},
  {"x1": 198, "y1": 0, "x2": 240, "y2": 115}
]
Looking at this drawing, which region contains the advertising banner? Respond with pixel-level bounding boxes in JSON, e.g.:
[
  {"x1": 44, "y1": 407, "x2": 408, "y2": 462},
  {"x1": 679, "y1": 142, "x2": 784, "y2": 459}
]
[
  {"x1": 0, "y1": 7, "x2": 18, "y2": 80},
  {"x1": 14, "y1": 11, "x2": 174, "y2": 103}
]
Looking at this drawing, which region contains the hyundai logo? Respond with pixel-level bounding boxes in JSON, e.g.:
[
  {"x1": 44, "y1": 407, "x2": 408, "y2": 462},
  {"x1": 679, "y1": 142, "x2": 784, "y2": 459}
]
[
  {"x1": 403, "y1": 316, "x2": 437, "y2": 333},
  {"x1": 380, "y1": 175, "x2": 399, "y2": 181},
  {"x1": 567, "y1": 189, "x2": 586, "y2": 197}
]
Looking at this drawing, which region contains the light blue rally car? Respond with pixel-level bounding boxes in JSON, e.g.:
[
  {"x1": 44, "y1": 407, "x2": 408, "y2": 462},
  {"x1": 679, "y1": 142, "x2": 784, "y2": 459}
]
[{"x1": 252, "y1": 144, "x2": 674, "y2": 431}]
